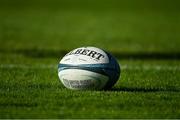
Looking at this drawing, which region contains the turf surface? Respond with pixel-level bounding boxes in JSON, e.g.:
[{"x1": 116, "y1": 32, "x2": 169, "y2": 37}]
[{"x1": 0, "y1": 0, "x2": 180, "y2": 119}]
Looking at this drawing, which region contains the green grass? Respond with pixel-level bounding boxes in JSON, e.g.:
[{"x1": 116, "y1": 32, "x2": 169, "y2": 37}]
[
  {"x1": 0, "y1": 60, "x2": 180, "y2": 118},
  {"x1": 0, "y1": 0, "x2": 180, "y2": 52},
  {"x1": 0, "y1": 0, "x2": 180, "y2": 119}
]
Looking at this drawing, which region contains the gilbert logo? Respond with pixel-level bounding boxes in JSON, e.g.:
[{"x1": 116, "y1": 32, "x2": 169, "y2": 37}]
[{"x1": 65, "y1": 48, "x2": 105, "y2": 60}]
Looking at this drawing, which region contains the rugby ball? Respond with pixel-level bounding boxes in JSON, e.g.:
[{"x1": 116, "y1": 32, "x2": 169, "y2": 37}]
[{"x1": 58, "y1": 46, "x2": 120, "y2": 90}]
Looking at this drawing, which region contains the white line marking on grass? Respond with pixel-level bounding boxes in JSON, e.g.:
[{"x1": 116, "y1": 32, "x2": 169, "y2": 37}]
[
  {"x1": 0, "y1": 64, "x2": 180, "y2": 71},
  {"x1": 121, "y1": 65, "x2": 180, "y2": 71},
  {"x1": 0, "y1": 64, "x2": 57, "y2": 69}
]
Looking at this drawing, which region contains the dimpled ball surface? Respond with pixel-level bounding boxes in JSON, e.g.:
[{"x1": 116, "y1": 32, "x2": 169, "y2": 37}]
[{"x1": 58, "y1": 46, "x2": 120, "y2": 90}]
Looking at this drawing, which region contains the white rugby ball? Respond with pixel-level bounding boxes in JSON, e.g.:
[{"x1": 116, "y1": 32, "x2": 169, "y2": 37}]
[{"x1": 58, "y1": 46, "x2": 120, "y2": 90}]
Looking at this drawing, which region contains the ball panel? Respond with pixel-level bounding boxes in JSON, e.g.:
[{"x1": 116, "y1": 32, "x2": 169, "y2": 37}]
[
  {"x1": 60, "y1": 47, "x2": 109, "y2": 65},
  {"x1": 58, "y1": 69, "x2": 109, "y2": 90},
  {"x1": 103, "y1": 51, "x2": 120, "y2": 89},
  {"x1": 58, "y1": 63, "x2": 116, "y2": 76}
]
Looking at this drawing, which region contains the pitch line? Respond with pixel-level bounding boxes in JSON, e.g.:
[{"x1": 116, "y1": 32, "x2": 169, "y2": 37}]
[
  {"x1": 121, "y1": 65, "x2": 180, "y2": 71},
  {"x1": 0, "y1": 64, "x2": 56, "y2": 69},
  {"x1": 0, "y1": 64, "x2": 180, "y2": 71}
]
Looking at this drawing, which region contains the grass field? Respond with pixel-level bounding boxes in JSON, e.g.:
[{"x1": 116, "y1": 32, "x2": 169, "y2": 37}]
[{"x1": 0, "y1": 0, "x2": 180, "y2": 119}]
